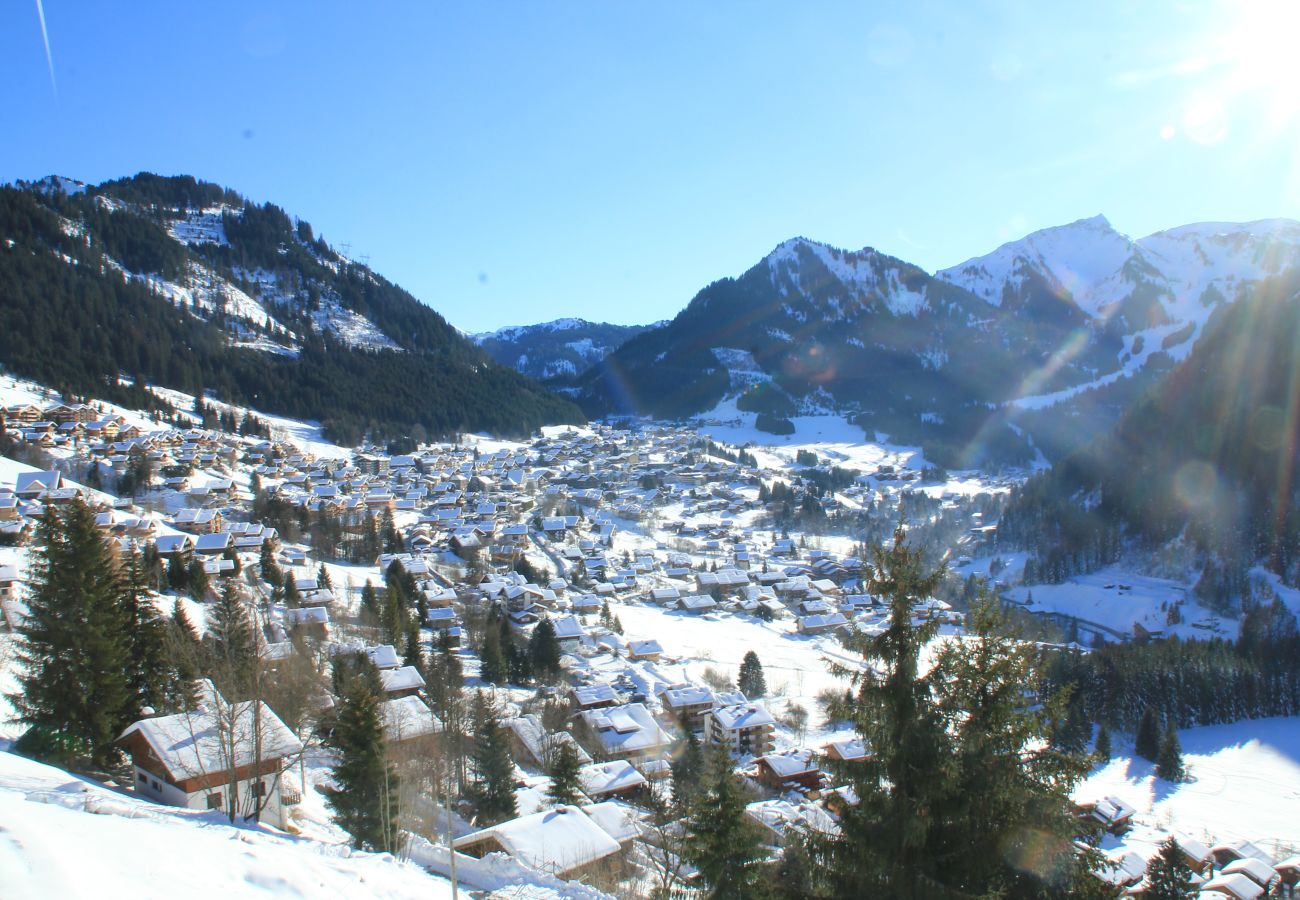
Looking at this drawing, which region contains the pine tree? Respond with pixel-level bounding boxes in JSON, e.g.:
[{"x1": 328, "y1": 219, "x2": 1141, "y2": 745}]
[
  {"x1": 11, "y1": 499, "x2": 134, "y2": 766},
  {"x1": 259, "y1": 539, "x2": 280, "y2": 585},
  {"x1": 1144, "y1": 836, "x2": 1196, "y2": 899},
  {"x1": 1094, "y1": 724, "x2": 1112, "y2": 762},
  {"x1": 479, "y1": 613, "x2": 509, "y2": 685},
  {"x1": 122, "y1": 550, "x2": 181, "y2": 714},
  {"x1": 207, "y1": 581, "x2": 256, "y2": 700},
  {"x1": 469, "y1": 691, "x2": 517, "y2": 823},
  {"x1": 546, "y1": 740, "x2": 584, "y2": 807},
  {"x1": 1136, "y1": 706, "x2": 1162, "y2": 761},
  {"x1": 281, "y1": 572, "x2": 300, "y2": 609},
  {"x1": 738, "y1": 650, "x2": 767, "y2": 698},
  {"x1": 317, "y1": 564, "x2": 332, "y2": 591},
  {"x1": 671, "y1": 722, "x2": 705, "y2": 809},
  {"x1": 324, "y1": 677, "x2": 400, "y2": 853},
  {"x1": 402, "y1": 619, "x2": 423, "y2": 671},
  {"x1": 528, "y1": 617, "x2": 562, "y2": 681},
  {"x1": 360, "y1": 580, "x2": 380, "y2": 630},
  {"x1": 684, "y1": 745, "x2": 767, "y2": 898},
  {"x1": 1156, "y1": 720, "x2": 1185, "y2": 782}
]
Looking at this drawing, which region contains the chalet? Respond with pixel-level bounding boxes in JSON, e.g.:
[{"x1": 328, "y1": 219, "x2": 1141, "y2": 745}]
[
  {"x1": 0, "y1": 565, "x2": 20, "y2": 603},
  {"x1": 505, "y1": 714, "x2": 593, "y2": 769},
  {"x1": 707, "y1": 702, "x2": 776, "y2": 758},
  {"x1": 380, "y1": 695, "x2": 442, "y2": 755},
  {"x1": 659, "y1": 684, "x2": 714, "y2": 730},
  {"x1": 745, "y1": 798, "x2": 839, "y2": 845},
  {"x1": 454, "y1": 806, "x2": 621, "y2": 879},
  {"x1": 1098, "y1": 848, "x2": 1146, "y2": 891},
  {"x1": 153, "y1": 534, "x2": 195, "y2": 558},
  {"x1": 379, "y1": 665, "x2": 425, "y2": 699},
  {"x1": 822, "y1": 737, "x2": 868, "y2": 763},
  {"x1": 1275, "y1": 856, "x2": 1300, "y2": 892},
  {"x1": 626, "y1": 639, "x2": 663, "y2": 662},
  {"x1": 582, "y1": 800, "x2": 645, "y2": 849},
  {"x1": 1217, "y1": 858, "x2": 1279, "y2": 894},
  {"x1": 116, "y1": 688, "x2": 302, "y2": 828},
  {"x1": 1211, "y1": 840, "x2": 1275, "y2": 869},
  {"x1": 1083, "y1": 795, "x2": 1136, "y2": 834},
  {"x1": 1200, "y1": 873, "x2": 1266, "y2": 899},
  {"x1": 193, "y1": 532, "x2": 233, "y2": 555},
  {"x1": 365, "y1": 644, "x2": 402, "y2": 670},
  {"x1": 578, "y1": 759, "x2": 647, "y2": 801},
  {"x1": 551, "y1": 614, "x2": 586, "y2": 651},
  {"x1": 678, "y1": 594, "x2": 717, "y2": 614},
  {"x1": 755, "y1": 749, "x2": 823, "y2": 791},
  {"x1": 572, "y1": 683, "x2": 620, "y2": 711},
  {"x1": 14, "y1": 470, "x2": 60, "y2": 500},
  {"x1": 796, "y1": 612, "x2": 848, "y2": 635},
  {"x1": 283, "y1": 606, "x2": 329, "y2": 640},
  {"x1": 578, "y1": 702, "x2": 672, "y2": 761}
]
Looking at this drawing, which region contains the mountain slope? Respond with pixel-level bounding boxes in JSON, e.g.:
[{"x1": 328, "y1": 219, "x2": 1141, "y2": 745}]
[
  {"x1": 580, "y1": 217, "x2": 1300, "y2": 467},
  {"x1": 1000, "y1": 269, "x2": 1300, "y2": 587},
  {"x1": 0, "y1": 174, "x2": 583, "y2": 444},
  {"x1": 474, "y1": 318, "x2": 654, "y2": 382},
  {"x1": 579, "y1": 237, "x2": 1115, "y2": 466}
]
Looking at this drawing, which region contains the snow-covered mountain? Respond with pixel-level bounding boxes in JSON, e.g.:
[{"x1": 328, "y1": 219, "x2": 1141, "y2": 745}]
[
  {"x1": 474, "y1": 318, "x2": 656, "y2": 381},
  {"x1": 578, "y1": 216, "x2": 1300, "y2": 467}
]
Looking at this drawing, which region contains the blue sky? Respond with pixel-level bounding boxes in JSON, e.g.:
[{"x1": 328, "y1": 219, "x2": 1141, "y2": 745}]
[{"x1": 4, "y1": 1, "x2": 1298, "y2": 331}]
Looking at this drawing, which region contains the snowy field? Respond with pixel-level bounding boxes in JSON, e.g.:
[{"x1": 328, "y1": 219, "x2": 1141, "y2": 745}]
[
  {"x1": 1076, "y1": 717, "x2": 1300, "y2": 863},
  {"x1": 1006, "y1": 567, "x2": 1236, "y2": 641},
  {"x1": 0, "y1": 750, "x2": 458, "y2": 900}
]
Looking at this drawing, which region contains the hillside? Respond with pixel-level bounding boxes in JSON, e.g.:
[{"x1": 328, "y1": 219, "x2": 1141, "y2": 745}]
[
  {"x1": 474, "y1": 318, "x2": 654, "y2": 382},
  {"x1": 1000, "y1": 269, "x2": 1300, "y2": 590},
  {"x1": 578, "y1": 218, "x2": 1300, "y2": 468},
  {"x1": 0, "y1": 174, "x2": 583, "y2": 445}
]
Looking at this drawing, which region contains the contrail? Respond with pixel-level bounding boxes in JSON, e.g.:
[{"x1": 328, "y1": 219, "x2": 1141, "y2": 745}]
[{"x1": 34, "y1": 0, "x2": 57, "y2": 99}]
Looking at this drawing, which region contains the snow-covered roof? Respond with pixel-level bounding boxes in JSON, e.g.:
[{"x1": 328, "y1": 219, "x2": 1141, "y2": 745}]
[
  {"x1": 380, "y1": 696, "x2": 442, "y2": 742},
  {"x1": 578, "y1": 759, "x2": 646, "y2": 797},
  {"x1": 580, "y1": 703, "x2": 671, "y2": 755},
  {"x1": 366, "y1": 644, "x2": 402, "y2": 669},
  {"x1": 1200, "y1": 872, "x2": 1265, "y2": 899},
  {"x1": 711, "y1": 702, "x2": 775, "y2": 732},
  {"x1": 758, "y1": 748, "x2": 819, "y2": 778},
  {"x1": 582, "y1": 800, "x2": 645, "y2": 843},
  {"x1": 118, "y1": 696, "x2": 301, "y2": 782},
  {"x1": 379, "y1": 665, "x2": 425, "y2": 694},
  {"x1": 454, "y1": 805, "x2": 620, "y2": 876}
]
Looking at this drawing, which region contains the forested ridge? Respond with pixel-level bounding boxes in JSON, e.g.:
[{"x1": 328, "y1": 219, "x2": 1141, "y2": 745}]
[{"x1": 0, "y1": 175, "x2": 583, "y2": 445}]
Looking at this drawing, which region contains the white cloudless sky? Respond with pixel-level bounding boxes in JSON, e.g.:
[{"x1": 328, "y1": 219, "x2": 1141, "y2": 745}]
[{"x1": 3, "y1": 1, "x2": 1298, "y2": 331}]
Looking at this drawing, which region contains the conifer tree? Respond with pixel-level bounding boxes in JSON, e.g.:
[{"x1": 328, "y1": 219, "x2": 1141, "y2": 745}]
[
  {"x1": 12, "y1": 499, "x2": 134, "y2": 766},
  {"x1": 1094, "y1": 724, "x2": 1112, "y2": 762},
  {"x1": 317, "y1": 564, "x2": 332, "y2": 591},
  {"x1": 1156, "y1": 720, "x2": 1185, "y2": 782},
  {"x1": 324, "y1": 676, "x2": 400, "y2": 853},
  {"x1": 1136, "y1": 706, "x2": 1162, "y2": 761},
  {"x1": 402, "y1": 619, "x2": 423, "y2": 671},
  {"x1": 1145, "y1": 836, "x2": 1196, "y2": 899},
  {"x1": 546, "y1": 740, "x2": 584, "y2": 807},
  {"x1": 207, "y1": 581, "x2": 256, "y2": 700},
  {"x1": 360, "y1": 580, "x2": 380, "y2": 630},
  {"x1": 123, "y1": 549, "x2": 181, "y2": 714},
  {"x1": 259, "y1": 539, "x2": 280, "y2": 585},
  {"x1": 529, "y1": 617, "x2": 562, "y2": 681},
  {"x1": 281, "y1": 572, "x2": 300, "y2": 609},
  {"x1": 671, "y1": 721, "x2": 705, "y2": 809},
  {"x1": 738, "y1": 650, "x2": 767, "y2": 698},
  {"x1": 468, "y1": 691, "x2": 517, "y2": 823},
  {"x1": 684, "y1": 745, "x2": 767, "y2": 898},
  {"x1": 479, "y1": 613, "x2": 509, "y2": 685}
]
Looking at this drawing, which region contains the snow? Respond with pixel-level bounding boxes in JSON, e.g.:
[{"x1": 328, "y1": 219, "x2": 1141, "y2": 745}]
[
  {"x1": 937, "y1": 215, "x2": 1138, "y2": 317},
  {"x1": 167, "y1": 207, "x2": 231, "y2": 247},
  {"x1": 1075, "y1": 717, "x2": 1300, "y2": 863},
  {"x1": 0, "y1": 750, "x2": 459, "y2": 900},
  {"x1": 1006, "y1": 567, "x2": 1234, "y2": 642}
]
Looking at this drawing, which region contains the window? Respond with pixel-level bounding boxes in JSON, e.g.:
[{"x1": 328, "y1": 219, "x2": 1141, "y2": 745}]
[
  {"x1": 207, "y1": 792, "x2": 224, "y2": 810},
  {"x1": 136, "y1": 771, "x2": 146, "y2": 783},
  {"x1": 254, "y1": 781, "x2": 267, "y2": 797}
]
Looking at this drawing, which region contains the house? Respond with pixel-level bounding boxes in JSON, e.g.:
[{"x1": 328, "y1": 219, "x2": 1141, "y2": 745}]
[
  {"x1": 572, "y1": 683, "x2": 620, "y2": 711},
  {"x1": 796, "y1": 612, "x2": 848, "y2": 635},
  {"x1": 822, "y1": 738, "x2": 868, "y2": 763},
  {"x1": 365, "y1": 644, "x2": 402, "y2": 670},
  {"x1": 707, "y1": 702, "x2": 776, "y2": 758},
  {"x1": 116, "y1": 687, "x2": 302, "y2": 828},
  {"x1": 551, "y1": 614, "x2": 586, "y2": 651},
  {"x1": 1217, "y1": 858, "x2": 1279, "y2": 895},
  {"x1": 678, "y1": 594, "x2": 717, "y2": 614},
  {"x1": 659, "y1": 684, "x2": 714, "y2": 730},
  {"x1": 1210, "y1": 840, "x2": 1275, "y2": 869},
  {"x1": 14, "y1": 470, "x2": 60, "y2": 500},
  {"x1": 453, "y1": 806, "x2": 621, "y2": 879},
  {"x1": 1084, "y1": 795, "x2": 1135, "y2": 833},
  {"x1": 581, "y1": 800, "x2": 645, "y2": 848},
  {"x1": 755, "y1": 749, "x2": 823, "y2": 791},
  {"x1": 1200, "y1": 872, "x2": 1266, "y2": 899},
  {"x1": 578, "y1": 702, "x2": 672, "y2": 761},
  {"x1": 0, "y1": 565, "x2": 19, "y2": 603},
  {"x1": 380, "y1": 695, "x2": 442, "y2": 756},
  {"x1": 283, "y1": 606, "x2": 329, "y2": 640},
  {"x1": 578, "y1": 759, "x2": 647, "y2": 801},
  {"x1": 1097, "y1": 848, "x2": 1146, "y2": 890},
  {"x1": 626, "y1": 639, "x2": 663, "y2": 662},
  {"x1": 505, "y1": 714, "x2": 593, "y2": 769},
  {"x1": 379, "y1": 665, "x2": 426, "y2": 699}
]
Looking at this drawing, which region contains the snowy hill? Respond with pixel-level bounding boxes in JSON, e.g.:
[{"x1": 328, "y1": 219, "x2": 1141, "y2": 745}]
[
  {"x1": 474, "y1": 318, "x2": 654, "y2": 382},
  {"x1": 0, "y1": 750, "x2": 458, "y2": 900}
]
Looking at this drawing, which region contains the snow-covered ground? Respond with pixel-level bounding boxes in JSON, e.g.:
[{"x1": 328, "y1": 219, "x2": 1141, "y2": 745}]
[
  {"x1": 0, "y1": 750, "x2": 459, "y2": 900},
  {"x1": 1076, "y1": 716, "x2": 1300, "y2": 863},
  {"x1": 1006, "y1": 567, "x2": 1235, "y2": 641}
]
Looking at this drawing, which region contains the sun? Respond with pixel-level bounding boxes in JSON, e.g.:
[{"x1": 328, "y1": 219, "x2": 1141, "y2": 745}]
[{"x1": 1217, "y1": 0, "x2": 1300, "y2": 129}]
